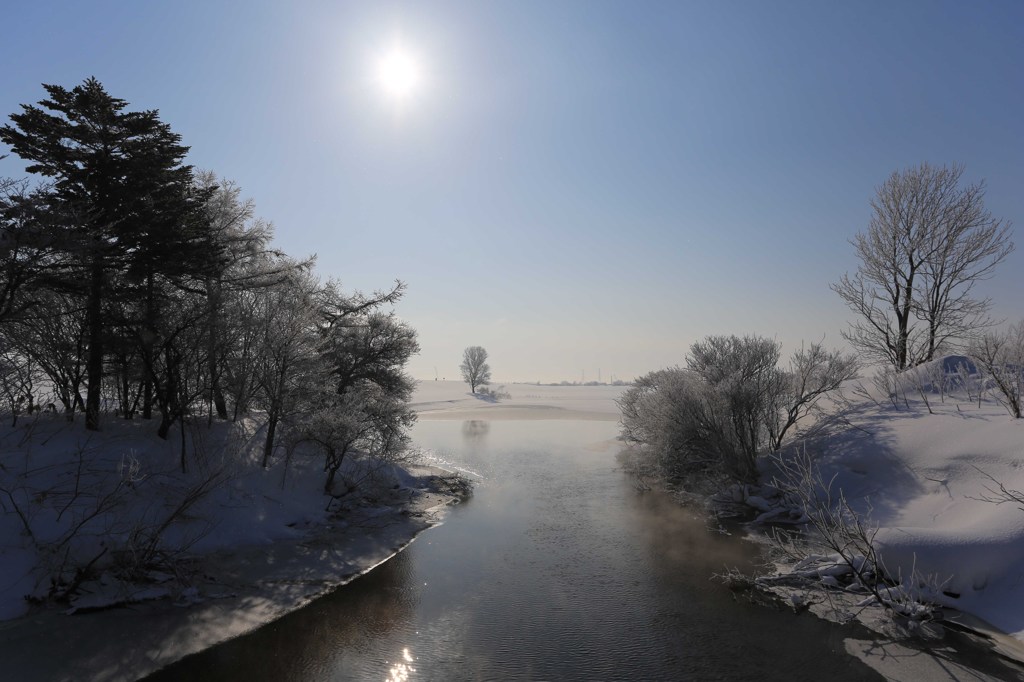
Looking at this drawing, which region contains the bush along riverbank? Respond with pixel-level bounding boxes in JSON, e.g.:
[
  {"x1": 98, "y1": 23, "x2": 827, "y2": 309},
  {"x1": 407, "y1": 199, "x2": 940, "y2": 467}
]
[{"x1": 620, "y1": 341, "x2": 1024, "y2": 676}]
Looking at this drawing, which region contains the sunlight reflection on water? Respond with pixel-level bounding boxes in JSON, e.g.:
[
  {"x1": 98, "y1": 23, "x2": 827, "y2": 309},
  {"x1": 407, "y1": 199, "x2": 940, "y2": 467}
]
[{"x1": 384, "y1": 647, "x2": 416, "y2": 681}]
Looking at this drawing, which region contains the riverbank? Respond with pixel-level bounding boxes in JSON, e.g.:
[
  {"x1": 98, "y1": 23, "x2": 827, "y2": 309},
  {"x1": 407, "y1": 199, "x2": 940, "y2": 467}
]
[
  {"x1": 0, "y1": 464, "x2": 464, "y2": 682},
  {"x1": 0, "y1": 401, "x2": 472, "y2": 682},
  {"x1": 738, "y1": 359, "x2": 1024, "y2": 666},
  {"x1": 616, "y1": 356, "x2": 1024, "y2": 681}
]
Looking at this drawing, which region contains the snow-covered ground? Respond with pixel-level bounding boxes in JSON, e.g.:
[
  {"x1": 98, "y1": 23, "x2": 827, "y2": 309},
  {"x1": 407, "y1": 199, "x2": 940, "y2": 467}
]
[
  {"x1": 0, "y1": 403, "x2": 464, "y2": 680},
  {"x1": 411, "y1": 379, "x2": 627, "y2": 421},
  {"x1": 2, "y1": 373, "x2": 1022, "y2": 679},
  {"x1": 786, "y1": 358, "x2": 1024, "y2": 647}
]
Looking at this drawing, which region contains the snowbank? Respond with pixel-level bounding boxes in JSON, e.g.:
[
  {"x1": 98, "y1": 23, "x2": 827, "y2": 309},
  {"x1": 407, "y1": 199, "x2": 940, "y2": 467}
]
[
  {"x1": 0, "y1": 409, "x2": 464, "y2": 681},
  {"x1": 780, "y1": 358, "x2": 1024, "y2": 643}
]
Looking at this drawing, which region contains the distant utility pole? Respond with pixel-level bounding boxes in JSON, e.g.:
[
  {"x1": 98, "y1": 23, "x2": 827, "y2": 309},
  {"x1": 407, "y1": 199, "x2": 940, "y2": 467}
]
[{"x1": 598, "y1": 368, "x2": 601, "y2": 382}]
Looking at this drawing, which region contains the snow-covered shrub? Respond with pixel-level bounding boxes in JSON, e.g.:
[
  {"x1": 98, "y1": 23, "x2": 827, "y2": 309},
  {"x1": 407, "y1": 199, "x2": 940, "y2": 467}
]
[
  {"x1": 762, "y1": 448, "x2": 945, "y2": 632},
  {"x1": 475, "y1": 385, "x2": 510, "y2": 401},
  {"x1": 951, "y1": 356, "x2": 980, "y2": 403},
  {"x1": 618, "y1": 367, "x2": 734, "y2": 484},
  {"x1": 620, "y1": 336, "x2": 856, "y2": 485},
  {"x1": 115, "y1": 468, "x2": 227, "y2": 579},
  {"x1": 970, "y1": 321, "x2": 1024, "y2": 418},
  {"x1": 687, "y1": 335, "x2": 783, "y2": 480}
]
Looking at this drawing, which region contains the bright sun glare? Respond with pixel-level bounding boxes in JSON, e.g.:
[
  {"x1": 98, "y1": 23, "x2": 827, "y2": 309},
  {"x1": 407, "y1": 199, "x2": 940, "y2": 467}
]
[{"x1": 376, "y1": 48, "x2": 420, "y2": 99}]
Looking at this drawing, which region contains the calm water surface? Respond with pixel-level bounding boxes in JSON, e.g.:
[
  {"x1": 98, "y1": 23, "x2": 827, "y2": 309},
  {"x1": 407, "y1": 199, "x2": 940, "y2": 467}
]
[{"x1": 151, "y1": 419, "x2": 884, "y2": 680}]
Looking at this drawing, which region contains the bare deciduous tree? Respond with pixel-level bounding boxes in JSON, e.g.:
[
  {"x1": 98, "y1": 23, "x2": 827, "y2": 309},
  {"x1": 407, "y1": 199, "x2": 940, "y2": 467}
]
[
  {"x1": 832, "y1": 163, "x2": 1013, "y2": 370},
  {"x1": 766, "y1": 343, "x2": 859, "y2": 451},
  {"x1": 193, "y1": 170, "x2": 305, "y2": 421},
  {"x1": 251, "y1": 270, "x2": 322, "y2": 468},
  {"x1": 2, "y1": 291, "x2": 88, "y2": 418},
  {"x1": 970, "y1": 321, "x2": 1024, "y2": 418},
  {"x1": 460, "y1": 346, "x2": 491, "y2": 394}
]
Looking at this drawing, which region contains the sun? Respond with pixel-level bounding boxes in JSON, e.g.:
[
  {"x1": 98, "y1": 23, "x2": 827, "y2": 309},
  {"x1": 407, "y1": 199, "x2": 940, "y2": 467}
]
[{"x1": 376, "y1": 47, "x2": 420, "y2": 99}]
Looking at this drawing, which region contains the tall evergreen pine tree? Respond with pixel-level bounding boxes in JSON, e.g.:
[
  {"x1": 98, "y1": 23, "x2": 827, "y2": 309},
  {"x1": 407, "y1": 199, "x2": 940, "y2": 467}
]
[{"x1": 1, "y1": 78, "x2": 219, "y2": 430}]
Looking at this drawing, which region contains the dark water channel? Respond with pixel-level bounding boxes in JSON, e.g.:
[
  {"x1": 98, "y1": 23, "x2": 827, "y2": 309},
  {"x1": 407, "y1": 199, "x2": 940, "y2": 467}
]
[{"x1": 152, "y1": 419, "x2": 887, "y2": 681}]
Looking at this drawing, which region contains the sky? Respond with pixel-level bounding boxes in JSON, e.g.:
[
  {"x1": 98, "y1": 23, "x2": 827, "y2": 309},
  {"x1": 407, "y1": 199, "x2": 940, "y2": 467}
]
[{"x1": 2, "y1": 0, "x2": 1022, "y2": 383}]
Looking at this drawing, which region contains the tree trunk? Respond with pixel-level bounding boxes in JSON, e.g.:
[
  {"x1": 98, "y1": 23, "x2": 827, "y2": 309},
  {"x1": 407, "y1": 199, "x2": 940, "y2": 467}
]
[
  {"x1": 262, "y1": 406, "x2": 279, "y2": 468},
  {"x1": 143, "y1": 379, "x2": 154, "y2": 419},
  {"x1": 142, "y1": 273, "x2": 155, "y2": 420},
  {"x1": 323, "y1": 446, "x2": 352, "y2": 495},
  {"x1": 157, "y1": 413, "x2": 174, "y2": 439},
  {"x1": 179, "y1": 415, "x2": 188, "y2": 474},
  {"x1": 85, "y1": 256, "x2": 105, "y2": 431},
  {"x1": 156, "y1": 348, "x2": 180, "y2": 440},
  {"x1": 927, "y1": 319, "x2": 939, "y2": 362},
  {"x1": 206, "y1": 277, "x2": 229, "y2": 420}
]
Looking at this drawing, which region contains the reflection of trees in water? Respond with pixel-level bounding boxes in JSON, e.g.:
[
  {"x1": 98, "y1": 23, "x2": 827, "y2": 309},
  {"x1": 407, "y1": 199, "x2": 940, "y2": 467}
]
[
  {"x1": 147, "y1": 551, "x2": 418, "y2": 681},
  {"x1": 461, "y1": 420, "x2": 490, "y2": 445}
]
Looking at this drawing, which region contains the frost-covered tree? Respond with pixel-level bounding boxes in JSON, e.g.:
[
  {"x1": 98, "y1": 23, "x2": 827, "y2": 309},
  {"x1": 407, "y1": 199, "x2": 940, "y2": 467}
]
[
  {"x1": 460, "y1": 346, "x2": 491, "y2": 393},
  {"x1": 251, "y1": 276, "x2": 418, "y2": 478},
  {"x1": 320, "y1": 286, "x2": 418, "y2": 398},
  {"x1": 620, "y1": 335, "x2": 856, "y2": 484},
  {"x1": 970, "y1": 321, "x2": 1024, "y2": 418},
  {"x1": 766, "y1": 343, "x2": 859, "y2": 451},
  {"x1": 193, "y1": 170, "x2": 305, "y2": 421},
  {"x1": 288, "y1": 381, "x2": 415, "y2": 494},
  {"x1": 832, "y1": 163, "x2": 1013, "y2": 370},
  {"x1": 250, "y1": 270, "x2": 322, "y2": 468},
  {"x1": 285, "y1": 280, "x2": 417, "y2": 489}
]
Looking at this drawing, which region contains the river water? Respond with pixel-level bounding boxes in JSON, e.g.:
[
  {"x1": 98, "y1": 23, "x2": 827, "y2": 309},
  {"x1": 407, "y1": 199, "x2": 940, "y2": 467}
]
[{"x1": 150, "y1": 418, "x2": 890, "y2": 680}]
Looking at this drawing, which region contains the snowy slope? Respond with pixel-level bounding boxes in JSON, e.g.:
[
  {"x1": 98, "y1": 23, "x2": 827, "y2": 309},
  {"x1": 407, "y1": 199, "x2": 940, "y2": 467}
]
[
  {"x1": 0, "y1": 413, "x2": 415, "y2": 622},
  {"x1": 800, "y1": 358, "x2": 1024, "y2": 640}
]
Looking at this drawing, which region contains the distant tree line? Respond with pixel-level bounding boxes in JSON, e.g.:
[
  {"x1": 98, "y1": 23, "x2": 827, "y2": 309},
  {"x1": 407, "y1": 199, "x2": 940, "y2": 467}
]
[{"x1": 0, "y1": 78, "x2": 417, "y2": 487}]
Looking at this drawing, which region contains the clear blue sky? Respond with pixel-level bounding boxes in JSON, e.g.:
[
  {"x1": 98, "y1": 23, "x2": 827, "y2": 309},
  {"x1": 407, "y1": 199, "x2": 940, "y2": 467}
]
[{"x1": 3, "y1": 1, "x2": 1022, "y2": 382}]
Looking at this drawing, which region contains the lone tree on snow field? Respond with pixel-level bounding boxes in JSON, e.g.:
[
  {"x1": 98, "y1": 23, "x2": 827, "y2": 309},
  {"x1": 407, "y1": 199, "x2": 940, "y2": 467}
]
[
  {"x1": 460, "y1": 346, "x2": 491, "y2": 394},
  {"x1": 832, "y1": 163, "x2": 1013, "y2": 370}
]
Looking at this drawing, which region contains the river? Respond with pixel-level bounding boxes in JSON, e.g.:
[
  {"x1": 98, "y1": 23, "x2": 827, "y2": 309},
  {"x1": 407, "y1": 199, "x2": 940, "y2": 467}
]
[{"x1": 147, "y1": 418, "x2": 1009, "y2": 680}]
